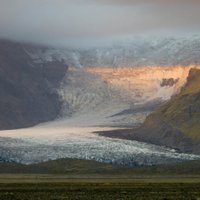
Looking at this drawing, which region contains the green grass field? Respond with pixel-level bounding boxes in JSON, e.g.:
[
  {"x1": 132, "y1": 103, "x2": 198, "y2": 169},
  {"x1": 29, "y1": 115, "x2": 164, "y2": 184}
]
[
  {"x1": 0, "y1": 159, "x2": 200, "y2": 199},
  {"x1": 0, "y1": 180, "x2": 200, "y2": 200}
]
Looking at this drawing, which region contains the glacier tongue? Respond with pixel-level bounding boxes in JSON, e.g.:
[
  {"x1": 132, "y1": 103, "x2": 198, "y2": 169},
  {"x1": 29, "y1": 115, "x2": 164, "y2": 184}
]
[
  {"x1": 0, "y1": 126, "x2": 200, "y2": 166},
  {"x1": 1, "y1": 64, "x2": 200, "y2": 166}
]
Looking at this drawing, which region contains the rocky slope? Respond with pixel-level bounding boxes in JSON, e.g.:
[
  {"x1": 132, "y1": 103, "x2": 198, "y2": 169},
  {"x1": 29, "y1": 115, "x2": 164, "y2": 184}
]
[
  {"x1": 100, "y1": 68, "x2": 200, "y2": 154},
  {"x1": 0, "y1": 40, "x2": 68, "y2": 130}
]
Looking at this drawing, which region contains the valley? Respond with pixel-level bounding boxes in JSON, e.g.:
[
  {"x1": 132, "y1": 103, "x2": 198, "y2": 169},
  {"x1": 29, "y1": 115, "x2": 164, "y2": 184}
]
[
  {"x1": 0, "y1": 64, "x2": 200, "y2": 166},
  {"x1": 0, "y1": 39, "x2": 200, "y2": 167}
]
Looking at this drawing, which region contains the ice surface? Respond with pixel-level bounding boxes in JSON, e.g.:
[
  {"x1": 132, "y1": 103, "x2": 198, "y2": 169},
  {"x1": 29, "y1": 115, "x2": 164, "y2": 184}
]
[{"x1": 0, "y1": 121, "x2": 199, "y2": 166}]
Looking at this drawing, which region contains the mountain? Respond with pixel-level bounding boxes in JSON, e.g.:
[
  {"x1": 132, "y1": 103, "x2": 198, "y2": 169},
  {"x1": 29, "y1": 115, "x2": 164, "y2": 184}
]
[
  {"x1": 100, "y1": 68, "x2": 200, "y2": 154},
  {"x1": 0, "y1": 37, "x2": 197, "y2": 130},
  {"x1": 0, "y1": 40, "x2": 68, "y2": 130},
  {"x1": 0, "y1": 38, "x2": 200, "y2": 167}
]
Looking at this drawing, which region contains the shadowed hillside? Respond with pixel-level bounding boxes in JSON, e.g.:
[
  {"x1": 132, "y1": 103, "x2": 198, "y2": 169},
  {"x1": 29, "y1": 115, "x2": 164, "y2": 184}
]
[{"x1": 0, "y1": 40, "x2": 68, "y2": 130}]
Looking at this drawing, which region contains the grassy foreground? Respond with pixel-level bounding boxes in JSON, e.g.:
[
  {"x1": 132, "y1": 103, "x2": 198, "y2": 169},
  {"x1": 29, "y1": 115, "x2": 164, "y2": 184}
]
[
  {"x1": 0, "y1": 181, "x2": 200, "y2": 200},
  {"x1": 0, "y1": 159, "x2": 200, "y2": 199}
]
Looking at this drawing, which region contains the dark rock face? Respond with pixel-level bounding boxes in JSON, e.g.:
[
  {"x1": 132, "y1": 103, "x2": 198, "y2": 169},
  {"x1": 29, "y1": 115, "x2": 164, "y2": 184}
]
[
  {"x1": 0, "y1": 40, "x2": 68, "y2": 130},
  {"x1": 160, "y1": 78, "x2": 179, "y2": 87}
]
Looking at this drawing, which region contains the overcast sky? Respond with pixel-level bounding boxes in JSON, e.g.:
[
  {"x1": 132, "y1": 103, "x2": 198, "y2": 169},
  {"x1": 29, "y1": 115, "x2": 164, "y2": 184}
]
[{"x1": 0, "y1": 0, "x2": 200, "y2": 47}]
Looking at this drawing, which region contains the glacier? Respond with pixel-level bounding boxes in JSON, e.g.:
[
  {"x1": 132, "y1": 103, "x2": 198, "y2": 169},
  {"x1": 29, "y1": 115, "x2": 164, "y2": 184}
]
[
  {"x1": 1, "y1": 36, "x2": 200, "y2": 166},
  {"x1": 0, "y1": 65, "x2": 200, "y2": 166},
  {"x1": 0, "y1": 125, "x2": 200, "y2": 166}
]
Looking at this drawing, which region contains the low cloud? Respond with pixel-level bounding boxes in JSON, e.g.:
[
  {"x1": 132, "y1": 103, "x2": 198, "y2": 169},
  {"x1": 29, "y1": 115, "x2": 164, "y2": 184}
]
[{"x1": 0, "y1": 0, "x2": 199, "y2": 47}]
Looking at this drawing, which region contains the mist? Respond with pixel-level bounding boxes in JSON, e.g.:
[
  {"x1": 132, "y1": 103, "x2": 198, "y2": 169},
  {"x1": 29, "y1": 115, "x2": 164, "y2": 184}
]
[{"x1": 0, "y1": 0, "x2": 200, "y2": 48}]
